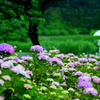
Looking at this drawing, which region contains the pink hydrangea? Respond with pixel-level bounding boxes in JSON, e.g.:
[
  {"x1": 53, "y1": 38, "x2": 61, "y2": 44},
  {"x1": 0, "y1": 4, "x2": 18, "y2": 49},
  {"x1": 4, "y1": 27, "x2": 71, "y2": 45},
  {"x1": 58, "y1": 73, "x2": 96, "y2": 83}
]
[
  {"x1": 67, "y1": 53, "x2": 74, "y2": 56},
  {"x1": 73, "y1": 71, "x2": 83, "y2": 76},
  {"x1": 78, "y1": 58, "x2": 88, "y2": 62},
  {"x1": 21, "y1": 56, "x2": 33, "y2": 61},
  {"x1": 83, "y1": 87, "x2": 98, "y2": 96},
  {"x1": 68, "y1": 62, "x2": 75, "y2": 67},
  {"x1": 55, "y1": 54, "x2": 65, "y2": 58},
  {"x1": 49, "y1": 57, "x2": 64, "y2": 66},
  {"x1": 0, "y1": 43, "x2": 14, "y2": 54},
  {"x1": 93, "y1": 78, "x2": 100, "y2": 84},
  {"x1": 49, "y1": 50, "x2": 59, "y2": 53},
  {"x1": 30, "y1": 45, "x2": 43, "y2": 52},
  {"x1": 0, "y1": 96, "x2": 4, "y2": 100},
  {"x1": 25, "y1": 70, "x2": 33, "y2": 75},
  {"x1": 37, "y1": 53, "x2": 50, "y2": 61}
]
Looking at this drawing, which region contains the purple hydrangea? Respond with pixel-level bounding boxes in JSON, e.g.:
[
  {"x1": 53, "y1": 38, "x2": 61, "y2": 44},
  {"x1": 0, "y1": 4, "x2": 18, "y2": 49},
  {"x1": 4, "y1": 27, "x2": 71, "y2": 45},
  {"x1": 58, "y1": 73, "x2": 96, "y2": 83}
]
[
  {"x1": 52, "y1": 81, "x2": 60, "y2": 86},
  {"x1": 74, "y1": 61, "x2": 81, "y2": 66},
  {"x1": 0, "y1": 43, "x2": 14, "y2": 54},
  {"x1": 83, "y1": 87, "x2": 98, "y2": 96},
  {"x1": 78, "y1": 81, "x2": 93, "y2": 88},
  {"x1": 1, "y1": 61, "x2": 14, "y2": 68},
  {"x1": 30, "y1": 45, "x2": 43, "y2": 52},
  {"x1": 77, "y1": 76, "x2": 91, "y2": 82},
  {"x1": 49, "y1": 57, "x2": 64, "y2": 66},
  {"x1": 78, "y1": 58, "x2": 88, "y2": 62},
  {"x1": 68, "y1": 62, "x2": 75, "y2": 67},
  {"x1": 88, "y1": 58, "x2": 97, "y2": 62},
  {"x1": 73, "y1": 71, "x2": 83, "y2": 76},
  {"x1": 89, "y1": 54, "x2": 95, "y2": 58},
  {"x1": 93, "y1": 78, "x2": 100, "y2": 84},
  {"x1": 55, "y1": 54, "x2": 65, "y2": 58},
  {"x1": 49, "y1": 50, "x2": 60, "y2": 53},
  {"x1": 60, "y1": 67, "x2": 69, "y2": 72},
  {"x1": 67, "y1": 53, "x2": 74, "y2": 56},
  {"x1": 37, "y1": 53, "x2": 50, "y2": 61},
  {"x1": 97, "y1": 61, "x2": 100, "y2": 65}
]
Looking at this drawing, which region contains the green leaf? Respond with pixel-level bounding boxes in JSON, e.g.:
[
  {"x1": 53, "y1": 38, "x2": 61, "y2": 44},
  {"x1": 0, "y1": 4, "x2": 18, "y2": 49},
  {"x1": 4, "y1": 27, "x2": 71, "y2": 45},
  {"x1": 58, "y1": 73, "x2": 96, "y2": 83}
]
[{"x1": 0, "y1": 87, "x2": 7, "y2": 94}]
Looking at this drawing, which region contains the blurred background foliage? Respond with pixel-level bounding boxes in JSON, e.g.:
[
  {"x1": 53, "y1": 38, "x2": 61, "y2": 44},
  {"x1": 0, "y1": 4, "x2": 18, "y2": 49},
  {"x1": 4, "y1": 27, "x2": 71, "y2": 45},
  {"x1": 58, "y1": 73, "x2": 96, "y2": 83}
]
[
  {"x1": 0, "y1": 0, "x2": 100, "y2": 54},
  {"x1": 0, "y1": 0, "x2": 100, "y2": 42}
]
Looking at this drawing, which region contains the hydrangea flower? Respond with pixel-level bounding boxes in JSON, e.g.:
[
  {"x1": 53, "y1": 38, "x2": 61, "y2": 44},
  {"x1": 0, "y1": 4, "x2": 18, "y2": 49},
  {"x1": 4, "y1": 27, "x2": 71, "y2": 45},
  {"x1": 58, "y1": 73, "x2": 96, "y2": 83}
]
[
  {"x1": 67, "y1": 53, "x2": 74, "y2": 56},
  {"x1": 21, "y1": 56, "x2": 33, "y2": 61},
  {"x1": 0, "y1": 70, "x2": 2, "y2": 74},
  {"x1": 93, "y1": 78, "x2": 100, "y2": 84},
  {"x1": 83, "y1": 87, "x2": 98, "y2": 96},
  {"x1": 0, "y1": 59, "x2": 3, "y2": 64},
  {"x1": 49, "y1": 57, "x2": 64, "y2": 66},
  {"x1": 0, "y1": 96, "x2": 4, "y2": 100},
  {"x1": 74, "y1": 61, "x2": 81, "y2": 66},
  {"x1": 2, "y1": 75, "x2": 11, "y2": 81},
  {"x1": 60, "y1": 67, "x2": 69, "y2": 72},
  {"x1": 24, "y1": 84, "x2": 33, "y2": 89},
  {"x1": 77, "y1": 76, "x2": 91, "y2": 82},
  {"x1": 52, "y1": 81, "x2": 60, "y2": 86},
  {"x1": 89, "y1": 54, "x2": 95, "y2": 58},
  {"x1": 73, "y1": 71, "x2": 83, "y2": 76},
  {"x1": 0, "y1": 79, "x2": 4, "y2": 86},
  {"x1": 30, "y1": 45, "x2": 43, "y2": 52},
  {"x1": 78, "y1": 58, "x2": 88, "y2": 62},
  {"x1": 68, "y1": 62, "x2": 75, "y2": 67},
  {"x1": 11, "y1": 64, "x2": 30, "y2": 78},
  {"x1": 37, "y1": 53, "x2": 50, "y2": 61},
  {"x1": 73, "y1": 99, "x2": 80, "y2": 100},
  {"x1": 1, "y1": 61, "x2": 14, "y2": 68},
  {"x1": 78, "y1": 81, "x2": 93, "y2": 88},
  {"x1": 0, "y1": 43, "x2": 14, "y2": 54},
  {"x1": 92, "y1": 66, "x2": 100, "y2": 70},
  {"x1": 49, "y1": 50, "x2": 60, "y2": 53},
  {"x1": 88, "y1": 58, "x2": 97, "y2": 62},
  {"x1": 55, "y1": 54, "x2": 65, "y2": 58},
  {"x1": 25, "y1": 70, "x2": 33, "y2": 75}
]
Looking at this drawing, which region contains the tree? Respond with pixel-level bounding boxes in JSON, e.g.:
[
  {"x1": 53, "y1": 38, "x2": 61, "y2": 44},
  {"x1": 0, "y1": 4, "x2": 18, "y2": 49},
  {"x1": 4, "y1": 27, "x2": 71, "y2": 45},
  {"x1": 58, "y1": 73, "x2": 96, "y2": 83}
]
[{"x1": 0, "y1": 0, "x2": 62, "y2": 45}]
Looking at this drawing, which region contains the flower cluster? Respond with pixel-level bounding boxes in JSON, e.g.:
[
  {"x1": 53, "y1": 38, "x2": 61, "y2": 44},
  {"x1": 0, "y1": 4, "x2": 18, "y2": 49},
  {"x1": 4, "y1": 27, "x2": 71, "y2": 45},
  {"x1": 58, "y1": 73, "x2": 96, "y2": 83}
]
[
  {"x1": 0, "y1": 44, "x2": 100, "y2": 99},
  {"x1": 77, "y1": 75, "x2": 98, "y2": 96},
  {"x1": 30, "y1": 45, "x2": 43, "y2": 52},
  {"x1": 0, "y1": 43, "x2": 14, "y2": 54}
]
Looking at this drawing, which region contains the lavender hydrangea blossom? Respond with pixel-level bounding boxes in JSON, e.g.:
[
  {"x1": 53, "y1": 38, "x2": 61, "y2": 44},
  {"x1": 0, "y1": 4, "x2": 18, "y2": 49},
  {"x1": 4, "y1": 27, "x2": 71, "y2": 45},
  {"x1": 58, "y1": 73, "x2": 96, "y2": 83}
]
[
  {"x1": 0, "y1": 43, "x2": 14, "y2": 54},
  {"x1": 37, "y1": 53, "x2": 50, "y2": 61},
  {"x1": 30, "y1": 45, "x2": 43, "y2": 52},
  {"x1": 77, "y1": 76, "x2": 91, "y2": 82},
  {"x1": 78, "y1": 58, "x2": 88, "y2": 62},
  {"x1": 49, "y1": 57, "x2": 64, "y2": 66},
  {"x1": 83, "y1": 87, "x2": 98, "y2": 96},
  {"x1": 78, "y1": 81, "x2": 93, "y2": 88}
]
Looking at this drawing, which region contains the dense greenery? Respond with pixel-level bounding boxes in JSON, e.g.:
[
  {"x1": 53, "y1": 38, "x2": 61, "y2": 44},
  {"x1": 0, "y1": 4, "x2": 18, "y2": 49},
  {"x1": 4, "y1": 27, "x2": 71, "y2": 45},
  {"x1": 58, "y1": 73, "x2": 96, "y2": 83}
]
[
  {"x1": 0, "y1": 0, "x2": 100, "y2": 42},
  {"x1": 0, "y1": 0, "x2": 62, "y2": 44},
  {"x1": 39, "y1": 0, "x2": 100, "y2": 35},
  {"x1": 1, "y1": 35, "x2": 100, "y2": 55}
]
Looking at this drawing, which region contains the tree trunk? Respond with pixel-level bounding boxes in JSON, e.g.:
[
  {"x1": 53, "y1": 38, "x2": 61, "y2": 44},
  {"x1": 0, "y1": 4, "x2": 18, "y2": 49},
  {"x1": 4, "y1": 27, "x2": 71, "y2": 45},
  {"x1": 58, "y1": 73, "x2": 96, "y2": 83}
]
[{"x1": 27, "y1": 20, "x2": 40, "y2": 45}]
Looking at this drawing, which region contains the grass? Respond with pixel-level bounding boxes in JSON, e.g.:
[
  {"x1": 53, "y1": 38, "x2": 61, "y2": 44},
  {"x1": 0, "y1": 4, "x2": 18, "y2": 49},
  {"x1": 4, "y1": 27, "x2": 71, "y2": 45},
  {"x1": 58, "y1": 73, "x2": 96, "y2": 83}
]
[
  {"x1": 39, "y1": 35, "x2": 100, "y2": 54},
  {"x1": 1, "y1": 35, "x2": 100, "y2": 55}
]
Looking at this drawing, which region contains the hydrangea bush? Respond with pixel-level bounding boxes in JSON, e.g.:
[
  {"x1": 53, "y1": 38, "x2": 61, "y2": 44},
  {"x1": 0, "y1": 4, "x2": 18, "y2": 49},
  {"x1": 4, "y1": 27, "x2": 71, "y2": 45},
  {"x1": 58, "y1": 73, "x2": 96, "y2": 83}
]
[
  {"x1": 0, "y1": 44, "x2": 100, "y2": 99},
  {"x1": 0, "y1": 43, "x2": 14, "y2": 56}
]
